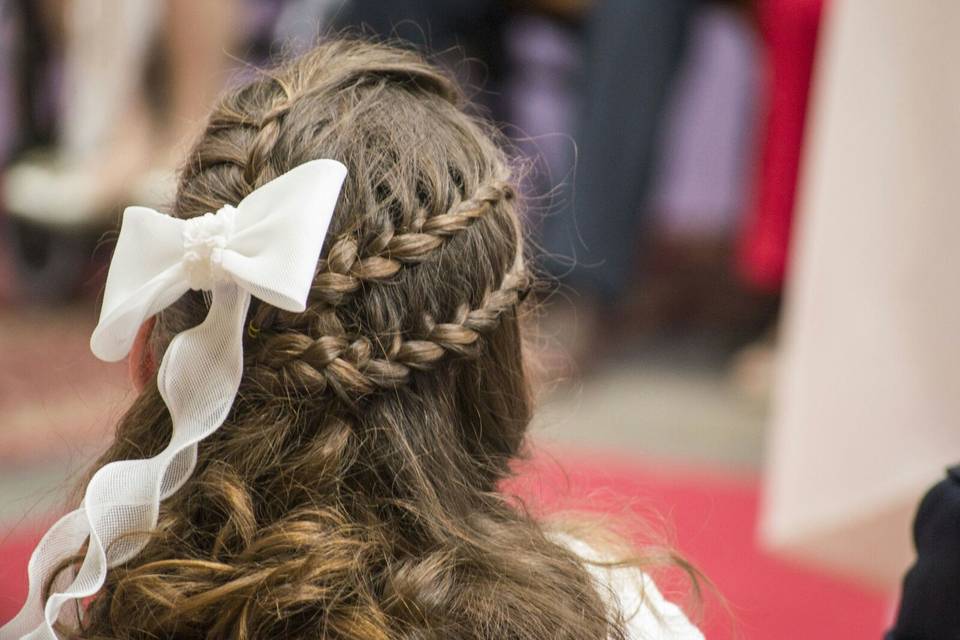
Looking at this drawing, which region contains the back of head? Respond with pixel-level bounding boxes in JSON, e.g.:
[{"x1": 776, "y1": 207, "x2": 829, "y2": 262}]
[{"x1": 79, "y1": 39, "x2": 624, "y2": 639}]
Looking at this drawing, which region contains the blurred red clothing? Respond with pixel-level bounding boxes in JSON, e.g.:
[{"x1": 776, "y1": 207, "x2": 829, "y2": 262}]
[{"x1": 738, "y1": 0, "x2": 826, "y2": 291}]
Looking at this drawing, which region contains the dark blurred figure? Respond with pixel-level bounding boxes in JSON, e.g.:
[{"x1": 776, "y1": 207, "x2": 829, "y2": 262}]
[
  {"x1": 887, "y1": 466, "x2": 960, "y2": 639},
  {"x1": 335, "y1": 1, "x2": 771, "y2": 375},
  {"x1": 538, "y1": 0, "x2": 823, "y2": 380},
  {"x1": 330, "y1": 0, "x2": 512, "y2": 112},
  {"x1": 330, "y1": 1, "x2": 584, "y2": 207},
  {"x1": 332, "y1": 0, "x2": 588, "y2": 283},
  {"x1": 537, "y1": 0, "x2": 704, "y2": 371},
  {"x1": 542, "y1": 0, "x2": 701, "y2": 300}
]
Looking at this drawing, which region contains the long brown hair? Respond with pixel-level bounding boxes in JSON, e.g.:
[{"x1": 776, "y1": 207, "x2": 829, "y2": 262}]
[{"x1": 71, "y1": 39, "x2": 665, "y2": 639}]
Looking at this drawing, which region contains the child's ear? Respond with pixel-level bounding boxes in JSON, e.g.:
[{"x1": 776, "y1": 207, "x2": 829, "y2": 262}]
[{"x1": 129, "y1": 316, "x2": 157, "y2": 391}]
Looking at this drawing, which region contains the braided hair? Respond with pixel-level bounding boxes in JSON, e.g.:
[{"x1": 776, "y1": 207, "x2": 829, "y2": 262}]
[{"x1": 72, "y1": 40, "x2": 636, "y2": 640}]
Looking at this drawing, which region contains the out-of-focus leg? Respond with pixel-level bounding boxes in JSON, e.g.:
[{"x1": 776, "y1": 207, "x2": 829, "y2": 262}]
[{"x1": 541, "y1": 0, "x2": 699, "y2": 303}]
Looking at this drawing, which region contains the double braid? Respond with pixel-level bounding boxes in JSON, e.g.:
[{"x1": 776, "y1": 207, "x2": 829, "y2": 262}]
[
  {"x1": 194, "y1": 76, "x2": 525, "y2": 405},
  {"x1": 312, "y1": 181, "x2": 515, "y2": 306},
  {"x1": 250, "y1": 267, "x2": 528, "y2": 405}
]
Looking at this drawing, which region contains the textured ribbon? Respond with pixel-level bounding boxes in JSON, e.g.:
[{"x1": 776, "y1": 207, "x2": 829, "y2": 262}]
[{"x1": 0, "y1": 159, "x2": 348, "y2": 640}]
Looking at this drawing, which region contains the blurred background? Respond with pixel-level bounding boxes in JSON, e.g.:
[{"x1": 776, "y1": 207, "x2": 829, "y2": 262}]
[{"x1": 1, "y1": 0, "x2": 959, "y2": 637}]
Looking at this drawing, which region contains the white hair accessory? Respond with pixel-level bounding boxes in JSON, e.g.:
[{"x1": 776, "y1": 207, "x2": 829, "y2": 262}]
[{"x1": 1, "y1": 159, "x2": 348, "y2": 640}]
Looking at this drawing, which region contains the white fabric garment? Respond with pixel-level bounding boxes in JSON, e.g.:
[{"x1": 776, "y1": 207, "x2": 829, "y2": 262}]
[
  {"x1": 0, "y1": 159, "x2": 348, "y2": 640},
  {"x1": 760, "y1": 0, "x2": 960, "y2": 588},
  {"x1": 553, "y1": 534, "x2": 704, "y2": 640}
]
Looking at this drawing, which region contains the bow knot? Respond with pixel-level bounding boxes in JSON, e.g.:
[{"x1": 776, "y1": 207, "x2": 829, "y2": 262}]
[{"x1": 182, "y1": 206, "x2": 238, "y2": 290}]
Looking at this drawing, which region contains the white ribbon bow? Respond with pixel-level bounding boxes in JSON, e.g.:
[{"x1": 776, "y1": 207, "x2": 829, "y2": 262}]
[{"x1": 0, "y1": 159, "x2": 348, "y2": 640}]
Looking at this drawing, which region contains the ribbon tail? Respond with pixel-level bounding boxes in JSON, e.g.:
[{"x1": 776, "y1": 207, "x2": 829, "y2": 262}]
[
  {"x1": 0, "y1": 510, "x2": 89, "y2": 639},
  {"x1": 1, "y1": 284, "x2": 250, "y2": 640}
]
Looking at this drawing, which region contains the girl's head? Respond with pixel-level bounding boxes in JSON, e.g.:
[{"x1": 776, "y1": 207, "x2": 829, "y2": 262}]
[{"x1": 79, "y1": 39, "x2": 630, "y2": 639}]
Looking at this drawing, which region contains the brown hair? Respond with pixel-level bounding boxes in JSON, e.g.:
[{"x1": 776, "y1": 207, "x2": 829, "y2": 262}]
[{"x1": 70, "y1": 39, "x2": 677, "y2": 639}]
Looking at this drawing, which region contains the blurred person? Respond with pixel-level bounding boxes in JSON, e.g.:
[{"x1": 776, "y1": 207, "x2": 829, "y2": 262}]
[
  {"x1": 0, "y1": 0, "x2": 241, "y2": 302},
  {"x1": 887, "y1": 465, "x2": 960, "y2": 639},
  {"x1": 0, "y1": 2, "x2": 19, "y2": 303},
  {"x1": 330, "y1": 0, "x2": 585, "y2": 199},
  {"x1": 736, "y1": 0, "x2": 824, "y2": 294},
  {"x1": 330, "y1": 0, "x2": 589, "y2": 213},
  {"x1": 3, "y1": 0, "x2": 241, "y2": 226},
  {"x1": 640, "y1": 2, "x2": 762, "y2": 350},
  {"x1": 538, "y1": 0, "x2": 704, "y2": 372},
  {"x1": 536, "y1": 0, "x2": 818, "y2": 379},
  {"x1": 329, "y1": 0, "x2": 510, "y2": 107},
  {"x1": 728, "y1": 0, "x2": 825, "y2": 397},
  {"x1": 651, "y1": 4, "x2": 758, "y2": 245},
  {"x1": 502, "y1": 9, "x2": 582, "y2": 213},
  {"x1": 1, "y1": 40, "x2": 703, "y2": 640}
]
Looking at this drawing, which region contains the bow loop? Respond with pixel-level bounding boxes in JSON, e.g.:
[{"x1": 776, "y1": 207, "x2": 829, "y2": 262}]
[{"x1": 88, "y1": 159, "x2": 347, "y2": 362}]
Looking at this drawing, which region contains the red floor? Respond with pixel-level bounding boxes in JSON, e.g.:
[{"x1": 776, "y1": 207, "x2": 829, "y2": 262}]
[
  {"x1": 1, "y1": 450, "x2": 892, "y2": 638},
  {"x1": 511, "y1": 450, "x2": 892, "y2": 639}
]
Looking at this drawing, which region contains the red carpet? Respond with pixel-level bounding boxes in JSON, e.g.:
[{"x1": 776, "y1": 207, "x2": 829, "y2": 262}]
[
  {"x1": 1, "y1": 450, "x2": 892, "y2": 638},
  {"x1": 510, "y1": 451, "x2": 892, "y2": 638}
]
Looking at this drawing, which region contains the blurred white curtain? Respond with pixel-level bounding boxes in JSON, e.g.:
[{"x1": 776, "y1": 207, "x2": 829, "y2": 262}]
[{"x1": 761, "y1": 0, "x2": 960, "y2": 588}]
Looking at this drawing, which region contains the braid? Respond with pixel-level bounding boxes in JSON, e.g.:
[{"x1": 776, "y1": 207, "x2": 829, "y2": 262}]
[
  {"x1": 242, "y1": 87, "x2": 295, "y2": 186},
  {"x1": 178, "y1": 61, "x2": 524, "y2": 410},
  {"x1": 252, "y1": 268, "x2": 528, "y2": 405},
  {"x1": 178, "y1": 80, "x2": 299, "y2": 214},
  {"x1": 311, "y1": 180, "x2": 514, "y2": 305}
]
